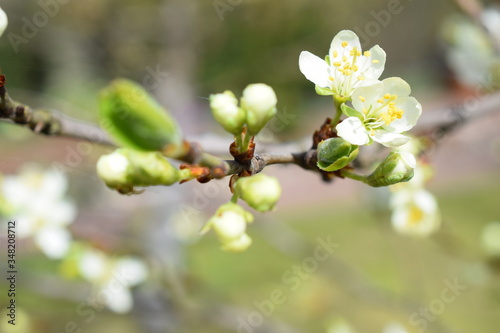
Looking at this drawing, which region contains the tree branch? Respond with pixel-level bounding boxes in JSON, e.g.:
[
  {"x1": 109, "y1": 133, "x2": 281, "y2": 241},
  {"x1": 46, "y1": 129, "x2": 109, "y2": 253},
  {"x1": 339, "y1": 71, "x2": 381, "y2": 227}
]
[{"x1": 2, "y1": 73, "x2": 500, "y2": 182}]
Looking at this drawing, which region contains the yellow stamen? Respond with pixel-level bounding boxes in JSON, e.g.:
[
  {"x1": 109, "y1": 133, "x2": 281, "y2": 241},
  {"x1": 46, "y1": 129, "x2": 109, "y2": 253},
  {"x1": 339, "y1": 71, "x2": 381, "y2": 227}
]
[
  {"x1": 328, "y1": 76, "x2": 335, "y2": 81},
  {"x1": 342, "y1": 41, "x2": 348, "y2": 47},
  {"x1": 358, "y1": 96, "x2": 366, "y2": 102},
  {"x1": 377, "y1": 98, "x2": 384, "y2": 104},
  {"x1": 362, "y1": 107, "x2": 368, "y2": 114},
  {"x1": 352, "y1": 65, "x2": 359, "y2": 72},
  {"x1": 364, "y1": 51, "x2": 371, "y2": 57},
  {"x1": 333, "y1": 50, "x2": 339, "y2": 58},
  {"x1": 357, "y1": 76, "x2": 365, "y2": 81},
  {"x1": 333, "y1": 62, "x2": 341, "y2": 67},
  {"x1": 372, "y1": 59, "x2": 380, "y2": 64}
]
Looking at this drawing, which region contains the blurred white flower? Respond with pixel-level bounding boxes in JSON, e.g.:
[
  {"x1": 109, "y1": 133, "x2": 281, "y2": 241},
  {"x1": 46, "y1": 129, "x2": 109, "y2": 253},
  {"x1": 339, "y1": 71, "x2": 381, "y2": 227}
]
[
  {"x1": 391, "y1": 188, "x2": 440, "y2": 237},
  {"x1": 0, "y1": 7, "x2": 7, "y2": 38},
  {"x1": 481, "y1": 221, "x2": 500, "y2": 257},
  {"x1": 382, "y1": 322, "x2": 408, "y2": 333},
  {"x1": 77, "y1": 247, "x2": 148, "y2": 314},
  {"x1": 0, "y1": 166, "x2": 76, "y2": 259}
]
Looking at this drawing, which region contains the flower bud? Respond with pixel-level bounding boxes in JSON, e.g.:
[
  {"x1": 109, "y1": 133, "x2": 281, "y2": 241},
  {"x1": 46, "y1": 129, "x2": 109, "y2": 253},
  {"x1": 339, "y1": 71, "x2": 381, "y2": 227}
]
[
  {"x1": 99, "y1": 79, "x2": 182, "y2": 152},
  {"x1": 221, "y1": 233, "x2": 253, "y2": 253},
  {"x1": 365, "y1": 151, "x2": 416, "y2": 187},
  {"x1": 241, "y1": 83, "x2": 277, "y2": 135},
  {"x1": 235, "y1": 174, "x2": 281, "y2": 212},
  {"x1": 481, "y1": 221, "x2": 500, "y2": 257},
  {"x1": 317, "y1": 138, "x2": 359, "y2": 171},
  {"x1": 96, "y1": 150, "x2": 132, "y2": 192},
  {"x1": 201, "y1": 203, "x2": 254, "y2": 252},
  {"x1": 97, "y1": 149, "x2": 183, "y2": 194},
  {"x1": 0, "y1": 7, "x2": 7, "y2": 38},
  {"x1": 210, "y1": 91, "x2": 246, "y2": 135}
]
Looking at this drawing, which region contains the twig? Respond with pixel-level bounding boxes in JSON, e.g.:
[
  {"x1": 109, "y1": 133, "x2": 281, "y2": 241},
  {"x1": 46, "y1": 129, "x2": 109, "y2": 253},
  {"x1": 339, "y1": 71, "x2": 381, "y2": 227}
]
[{"x1": 2, "y1": 74, "x2": 500, "y2": 181}]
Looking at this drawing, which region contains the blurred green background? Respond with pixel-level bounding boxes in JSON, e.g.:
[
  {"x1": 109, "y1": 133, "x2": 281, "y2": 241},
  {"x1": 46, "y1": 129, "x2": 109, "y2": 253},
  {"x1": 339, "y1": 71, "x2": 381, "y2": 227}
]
[{"x1": 1, "y1": 0, "x2": 500, "y2": 332}]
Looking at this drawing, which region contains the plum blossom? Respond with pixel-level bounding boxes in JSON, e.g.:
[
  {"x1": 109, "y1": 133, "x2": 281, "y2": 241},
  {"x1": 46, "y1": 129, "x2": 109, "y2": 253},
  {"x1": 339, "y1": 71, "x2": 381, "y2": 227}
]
[
  {"x1": 336, "y1": 77, "x2": 422, "y2": 147},
  {"x1": 0, "y1": 166, "x2": 76, "y2": 259},
  {"x1": 299, "y1": 30, "x2": 386, "y2": 98}
]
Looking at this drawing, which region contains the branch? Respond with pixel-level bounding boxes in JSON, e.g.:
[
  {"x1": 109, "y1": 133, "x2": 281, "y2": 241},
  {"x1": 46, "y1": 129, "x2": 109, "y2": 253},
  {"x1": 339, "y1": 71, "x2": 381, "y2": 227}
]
[
  {"x1": 2, "y1": 73, "x2": 500, "y2": 181},
  {"x1": 0, "y1": 75, "x2": 114, "y2": 146}
]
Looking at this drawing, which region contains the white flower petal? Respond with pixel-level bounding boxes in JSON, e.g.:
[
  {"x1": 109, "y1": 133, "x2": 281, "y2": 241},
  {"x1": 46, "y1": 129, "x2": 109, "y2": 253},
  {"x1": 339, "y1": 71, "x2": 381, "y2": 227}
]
[
  {"x1": 381, "y1": 77, "x2": 412, "y2": 97},
  {"x1": 329, "y1": 30, "x2": 361, "y2": 57},
  {"x1": 101, "y1": 284, "x2": 133, "y2": 314},
  {"x1": 115, "y1": 258, "x2": 148, "y2": 287},
  {"x1": 370, "y1": 131, "x2": 410, "y2": 147},
  {"x1": 299, "y1": 51, "x2": 331, "y2": 88},
  {"x1": 384, "y1": 96, "x2": 422, "y2": 132},
  {"x1": 336, "y1": 117, "x2": 370, "y2": 145},
  {"x1": 363, "y1": 45, "x2": 386, "y2": 80},
  {"x1": 34, "y1": 227, "x2": 72, "y2": 259},
  {"x1": 78, "y1": 249, "x2": 108, "y2": 282},
  {"x1": 351, "y1": 81, "x2": 384, "y2": 111}
]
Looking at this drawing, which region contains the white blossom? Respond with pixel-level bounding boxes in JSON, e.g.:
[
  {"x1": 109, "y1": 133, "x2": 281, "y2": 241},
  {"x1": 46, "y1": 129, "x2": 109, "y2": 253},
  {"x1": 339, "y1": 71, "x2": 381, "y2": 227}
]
[
  {"x1": 299, "y1": 30, "x2": 386, "y2": 98},
  {"x1": 0, "y1": 167, "x2": 76, "y2": 259},
  {"x1": 336, "y1": 77, "x2": 422, "y2": 147}
]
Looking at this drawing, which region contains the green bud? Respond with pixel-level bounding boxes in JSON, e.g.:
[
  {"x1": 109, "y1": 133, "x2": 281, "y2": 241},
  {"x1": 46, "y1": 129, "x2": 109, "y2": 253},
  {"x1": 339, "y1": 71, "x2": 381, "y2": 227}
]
[
  {"x1": 97, "y1": 148, "x2": 184, "y2": 194},
  {"x1": 99, "y1": 79, "x2": 182, "y2": 152},
  {"x1": 317, "y1": 138, "x2": 359, "y2": 172},
  {"x1": 201, "y1": 203, "x2": 254, "y2": 252},
  {"x1": 210, "y1": 91, "x2": 246, "y2": 135},
  {"x1": 241, "y1": 83, "x2": 277, "y2": 136},
  {"x1": 365, "y1": 151, "x2": 416, "y2": 187},
  {"x1": 235, "y1": 174, "x2": 281, "y2": 212},
  {"x1": 221, "y1": 233, "x2": 253, "y2": 253}
]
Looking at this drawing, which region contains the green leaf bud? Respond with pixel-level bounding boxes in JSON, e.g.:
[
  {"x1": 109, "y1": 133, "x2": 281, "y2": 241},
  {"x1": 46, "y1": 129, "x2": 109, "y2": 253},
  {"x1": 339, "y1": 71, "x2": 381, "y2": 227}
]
[
  {"x1": 317, "y1": 138, "x2": 359, "y2": 172},
  {"x1": 365, "y1": 151, "x2": 416, "y2": 187},
  {"x1": 241, "y1": 83, "x2": 277, "y2": 136},
  {"x1": 99, "y1": 79, "x2": 182, "y2": 152},
  {"x1": 235, "y1": 174, "x2": 281, "y2": 212},
  {"x1": 209, "y1": 91, "x2": 246, "y2": 135}
]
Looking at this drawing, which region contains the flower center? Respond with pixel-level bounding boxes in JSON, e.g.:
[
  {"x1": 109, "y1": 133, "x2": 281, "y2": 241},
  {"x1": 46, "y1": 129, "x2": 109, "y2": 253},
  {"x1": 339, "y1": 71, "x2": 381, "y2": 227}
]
[
  {"x1": 372, "y1": 94, "x2": 404, "y2": 126},
  {"x1": 408, "y1": 204, "x2": 424, "y2": 225}
]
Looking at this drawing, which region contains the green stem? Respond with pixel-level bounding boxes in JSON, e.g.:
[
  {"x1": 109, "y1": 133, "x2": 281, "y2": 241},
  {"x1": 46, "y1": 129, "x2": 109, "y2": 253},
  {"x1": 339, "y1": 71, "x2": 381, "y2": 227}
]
[
  {"x1": 340, "y1": 169, "x2": 367, "y2": 183},
  {"x1": 332, "y1": 95, "x2": 344, "y2": 126},
  {"x1": 235, "y1": 133, "x2": 243, "y2": 151},
  {"x1": 240, "y1": 132, "x2": 252, "y2": 154},
  {"x1": 230, "y1": 191, "x2": 239, "y2": 204}
]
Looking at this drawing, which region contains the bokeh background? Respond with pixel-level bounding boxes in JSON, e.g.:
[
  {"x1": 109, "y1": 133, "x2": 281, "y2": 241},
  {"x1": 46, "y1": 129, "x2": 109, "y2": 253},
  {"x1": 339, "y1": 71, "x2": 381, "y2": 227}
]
[{"x1": 1, "y1": 0, "x2": 500, "y2": 332}]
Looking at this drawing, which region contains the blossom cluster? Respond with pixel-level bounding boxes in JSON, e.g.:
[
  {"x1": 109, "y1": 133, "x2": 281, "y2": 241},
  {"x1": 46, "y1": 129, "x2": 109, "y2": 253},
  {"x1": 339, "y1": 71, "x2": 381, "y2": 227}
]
[{"x1": 299, "y1": 30, "x2": 422, "y2": 148}]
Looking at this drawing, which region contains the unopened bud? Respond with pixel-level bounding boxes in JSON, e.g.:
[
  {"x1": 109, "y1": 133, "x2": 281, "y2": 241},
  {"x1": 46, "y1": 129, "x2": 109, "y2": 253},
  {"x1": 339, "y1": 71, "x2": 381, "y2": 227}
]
[
  {"x1": 241, "y1": 83, "x2": 277, "y2": 135},
  {"x1": 97, "y1": 149, "x2": 183, "y2": 194},
  {"x1": 201, "y1": 203, "x2": 254, "y2": 252},
  {"x1": 317, "y1": 138, "x2": 359, "y2": 171},
  {"x1": 210, "y1": 91, "x2": 246, "y2": 135},
  {"x1": 221, "y1": 233, "x2": 253, "y2": 253},
  {"x1": 235, "y1": 174, "x2": 281, "y2": 212},
  {"x1": 365, "y1": 151, "x2": 416, "y2": 187},
  {"x1": 0, "y1": 7, "x2": 7, "y2": 38},
  {"x1": 481, "y1": 221, "x2": 500, "y2": 257}
]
